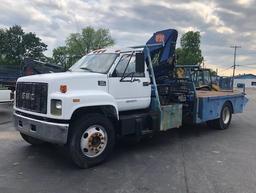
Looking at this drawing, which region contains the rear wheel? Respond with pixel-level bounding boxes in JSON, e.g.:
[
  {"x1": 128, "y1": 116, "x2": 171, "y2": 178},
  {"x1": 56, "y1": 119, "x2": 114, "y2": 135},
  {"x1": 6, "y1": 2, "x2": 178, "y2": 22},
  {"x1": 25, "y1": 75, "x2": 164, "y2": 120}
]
[
  {"x1": 20, "y1": 133, "x2": 45, "y2": 145},
  {"x1": 69, "y1": 114, "x2": 115, "y2": 168},
  {"x1": 207, "y1": 102, "x2": 232, "y2": 130}
]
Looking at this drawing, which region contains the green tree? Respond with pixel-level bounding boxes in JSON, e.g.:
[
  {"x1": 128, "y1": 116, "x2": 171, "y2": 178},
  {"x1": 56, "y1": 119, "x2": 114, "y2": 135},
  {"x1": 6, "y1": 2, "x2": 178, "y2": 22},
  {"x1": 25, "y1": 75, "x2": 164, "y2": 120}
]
[
  {"x1": 0, "y1": 29, "x2": 8, "y2": 65},
  {"x1": 52, "y1": 46, "x2": 68, "y2": 67},
  {"x1": 176, "y1": 31, "x2": 204, "y2": 65},
  {"x1": 0, "y1": 25, "x2": 47, "y2": 67},
  {"x1": 53, "y1": 26, "x2": 115, "y2": 68},
  {"x1": 22, "y1": 32, "x2": 47, "y2": 58},
  {"x1": 210, "y1": 69, "x2": 217, "y2": 76}
]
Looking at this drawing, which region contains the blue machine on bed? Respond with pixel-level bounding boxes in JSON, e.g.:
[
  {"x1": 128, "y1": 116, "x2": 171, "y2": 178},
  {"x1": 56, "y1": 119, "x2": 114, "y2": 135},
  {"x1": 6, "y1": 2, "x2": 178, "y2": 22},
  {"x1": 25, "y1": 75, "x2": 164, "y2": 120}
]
[{"x1": 143, "y1": 29, "x2": 248, "y2": 126}]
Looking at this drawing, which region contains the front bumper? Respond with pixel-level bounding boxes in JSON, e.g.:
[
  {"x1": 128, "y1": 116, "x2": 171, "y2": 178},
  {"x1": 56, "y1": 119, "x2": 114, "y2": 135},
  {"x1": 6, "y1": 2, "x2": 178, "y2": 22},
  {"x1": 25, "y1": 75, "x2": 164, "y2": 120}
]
[{"x1": 14, "y1": 112, "x2": 69, "y2": 144}]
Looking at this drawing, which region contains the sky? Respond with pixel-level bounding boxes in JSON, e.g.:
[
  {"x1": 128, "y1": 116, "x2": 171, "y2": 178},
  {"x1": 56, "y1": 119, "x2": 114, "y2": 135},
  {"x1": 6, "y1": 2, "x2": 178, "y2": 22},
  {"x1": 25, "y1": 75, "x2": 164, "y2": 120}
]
[{"x1": 0, "y1": 0, "x2": 256, "y2": 76}]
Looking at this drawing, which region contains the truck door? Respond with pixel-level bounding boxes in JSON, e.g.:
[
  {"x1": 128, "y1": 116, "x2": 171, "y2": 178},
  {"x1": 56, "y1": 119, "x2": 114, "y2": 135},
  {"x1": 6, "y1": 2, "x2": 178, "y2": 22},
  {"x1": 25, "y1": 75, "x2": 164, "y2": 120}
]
[{"x1": 108, "y1": 53, "x2": 151, "y2": 111}]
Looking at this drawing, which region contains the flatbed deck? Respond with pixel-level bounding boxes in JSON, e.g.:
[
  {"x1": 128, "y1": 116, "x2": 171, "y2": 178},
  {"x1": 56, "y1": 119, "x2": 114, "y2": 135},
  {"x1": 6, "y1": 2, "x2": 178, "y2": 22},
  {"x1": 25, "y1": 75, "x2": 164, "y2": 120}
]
[
  {"x1": 196, "y1": 90, "x2": 242, "y2": 98},
  {"x1": 195, "y1": 90, "x2": 247, "y2": 123}
]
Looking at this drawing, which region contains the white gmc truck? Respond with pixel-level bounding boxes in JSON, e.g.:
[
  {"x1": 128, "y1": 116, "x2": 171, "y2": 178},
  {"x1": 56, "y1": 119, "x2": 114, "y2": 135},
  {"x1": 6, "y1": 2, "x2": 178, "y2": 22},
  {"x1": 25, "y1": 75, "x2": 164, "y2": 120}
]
[{"x1": 14, "y1": 29, "x2": 248, "y2": 168}]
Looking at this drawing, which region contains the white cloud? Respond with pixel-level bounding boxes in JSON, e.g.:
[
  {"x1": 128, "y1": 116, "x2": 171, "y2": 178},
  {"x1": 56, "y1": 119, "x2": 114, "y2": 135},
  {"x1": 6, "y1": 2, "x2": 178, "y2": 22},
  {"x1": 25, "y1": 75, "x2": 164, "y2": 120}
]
[
  {"x1": 216, "y1": 7, "x2": 243, "y2": 16},
  {"x1": 147, "y1": 1, "x2": 235, "y2": 35},
  {"x1": 237, "y1": 0, "x2": 255, "y2": 6},
  {"x1": 216, "y1": 26, "x2": 234, "y2": 34},
  {"x1": 0, "y1": 0, "x2": 255, "y2": 75}
]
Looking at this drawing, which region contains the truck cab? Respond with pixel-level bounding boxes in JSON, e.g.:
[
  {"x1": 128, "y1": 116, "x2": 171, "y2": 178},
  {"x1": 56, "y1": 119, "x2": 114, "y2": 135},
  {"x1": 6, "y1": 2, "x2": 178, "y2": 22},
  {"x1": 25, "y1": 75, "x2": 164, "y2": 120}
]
[
  {"x1": 14, "y1": 29, "x2": 248, "y2": 168},
  {"x1": 14, "y1": 47, "x2": 158, "y2": 167}
]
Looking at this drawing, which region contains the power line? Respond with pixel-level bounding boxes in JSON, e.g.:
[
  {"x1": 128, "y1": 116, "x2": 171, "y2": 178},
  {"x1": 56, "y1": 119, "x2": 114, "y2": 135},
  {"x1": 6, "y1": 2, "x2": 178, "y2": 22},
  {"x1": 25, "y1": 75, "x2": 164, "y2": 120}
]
[
  {"x1": 238, "y1": 52, "x2": 256, "y2": 55},
  {"x1": 237, "y1": 65, "x2": 256, "y2": 69},
  {"x1": 219, "y1": 65, "x2": 233, "y2": 72},
  {"x1": 237, "y1": 63, "x2": 256, "y2": 66}
]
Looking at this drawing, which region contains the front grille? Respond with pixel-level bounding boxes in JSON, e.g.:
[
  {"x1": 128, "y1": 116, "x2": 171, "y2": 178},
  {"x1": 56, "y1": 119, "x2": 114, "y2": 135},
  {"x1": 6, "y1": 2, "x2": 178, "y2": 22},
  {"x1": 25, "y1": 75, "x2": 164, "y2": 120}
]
[{"x1": 16, "y1": 82, "x2": 48, "y2": 114}]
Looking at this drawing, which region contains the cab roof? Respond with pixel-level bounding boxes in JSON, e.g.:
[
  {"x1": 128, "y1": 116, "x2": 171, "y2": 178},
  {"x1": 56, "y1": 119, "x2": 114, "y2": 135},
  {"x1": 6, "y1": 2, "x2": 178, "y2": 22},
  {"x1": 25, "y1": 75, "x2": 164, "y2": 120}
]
[{"x1": 88, "y1": 47, "x2": 143, "y2": 55}]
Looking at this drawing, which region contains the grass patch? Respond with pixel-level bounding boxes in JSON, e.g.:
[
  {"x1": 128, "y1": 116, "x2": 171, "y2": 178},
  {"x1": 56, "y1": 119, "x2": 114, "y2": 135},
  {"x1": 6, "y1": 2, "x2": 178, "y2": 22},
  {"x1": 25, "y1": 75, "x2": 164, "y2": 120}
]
[{"x1": 0, "y1": 84, "x2": 7, "y2": 90}]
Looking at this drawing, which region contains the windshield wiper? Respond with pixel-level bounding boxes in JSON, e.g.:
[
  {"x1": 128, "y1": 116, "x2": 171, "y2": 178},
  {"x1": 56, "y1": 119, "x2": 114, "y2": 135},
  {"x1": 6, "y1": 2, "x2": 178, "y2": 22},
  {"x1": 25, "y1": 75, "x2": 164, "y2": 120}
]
[{"x1": 80, "y1": 67, "x2": 94, "y2": 72}]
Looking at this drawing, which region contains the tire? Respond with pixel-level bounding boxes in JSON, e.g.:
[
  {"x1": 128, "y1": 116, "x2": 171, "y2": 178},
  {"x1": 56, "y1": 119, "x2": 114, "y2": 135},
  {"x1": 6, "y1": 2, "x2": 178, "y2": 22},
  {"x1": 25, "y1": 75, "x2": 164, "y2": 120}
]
[
  {"x1": 20, "y1": 133, "x2": 45, "y2": 145},
  {"x1": 207, "y1": 102, "x2": 232, "y2": 130},
  {"x1": 69, "y1": 113, "x2": 115, "y2": 168}
]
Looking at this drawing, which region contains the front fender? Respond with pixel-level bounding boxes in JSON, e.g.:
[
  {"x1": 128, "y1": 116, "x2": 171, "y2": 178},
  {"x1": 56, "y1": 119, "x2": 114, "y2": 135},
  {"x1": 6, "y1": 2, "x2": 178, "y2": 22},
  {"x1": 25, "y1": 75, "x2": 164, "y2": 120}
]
[{"x1": 51, "y1": 90, "x2": 119, "y2": 120}]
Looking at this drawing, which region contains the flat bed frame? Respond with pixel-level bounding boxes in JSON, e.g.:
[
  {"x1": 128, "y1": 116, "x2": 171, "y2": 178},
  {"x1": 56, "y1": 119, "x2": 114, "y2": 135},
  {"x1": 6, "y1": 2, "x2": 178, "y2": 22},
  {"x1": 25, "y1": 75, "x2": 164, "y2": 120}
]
[{"x1": 196, "y1": 90, "x2": 241, "y2": 98}]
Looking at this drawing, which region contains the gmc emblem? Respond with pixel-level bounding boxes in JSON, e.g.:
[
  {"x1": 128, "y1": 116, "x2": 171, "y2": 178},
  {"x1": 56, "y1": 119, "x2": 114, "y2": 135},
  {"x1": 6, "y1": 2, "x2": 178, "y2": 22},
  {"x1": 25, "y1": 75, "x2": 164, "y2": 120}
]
[{"x1": 21, "y1": 92, "x2": 35, "y2": 101}]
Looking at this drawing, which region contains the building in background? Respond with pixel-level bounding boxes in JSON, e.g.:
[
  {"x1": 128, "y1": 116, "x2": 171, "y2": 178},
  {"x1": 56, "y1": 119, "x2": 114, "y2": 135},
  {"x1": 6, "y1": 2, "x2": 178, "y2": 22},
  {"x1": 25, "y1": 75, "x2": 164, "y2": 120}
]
[{"x1": 234, "y1": 74, "x2": 256, "y2": 88}]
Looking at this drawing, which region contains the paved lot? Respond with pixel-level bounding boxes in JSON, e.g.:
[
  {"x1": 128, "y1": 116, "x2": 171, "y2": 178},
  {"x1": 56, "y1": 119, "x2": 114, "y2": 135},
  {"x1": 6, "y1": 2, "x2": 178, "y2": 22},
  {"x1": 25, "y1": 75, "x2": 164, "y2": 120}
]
[{"x1": 0, "y1": 89, "x2": 255, "y2": 193}]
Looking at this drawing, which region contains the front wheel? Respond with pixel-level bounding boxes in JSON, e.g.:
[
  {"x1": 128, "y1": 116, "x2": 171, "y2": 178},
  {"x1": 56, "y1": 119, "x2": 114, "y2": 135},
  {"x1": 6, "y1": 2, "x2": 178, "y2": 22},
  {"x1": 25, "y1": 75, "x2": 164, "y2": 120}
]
[
  {"x1": 69, "y1": 114, "x2": 115, "y2": 168},
  {"x1": 207, "y1": 102, "x2": 232, "y2": 130}
]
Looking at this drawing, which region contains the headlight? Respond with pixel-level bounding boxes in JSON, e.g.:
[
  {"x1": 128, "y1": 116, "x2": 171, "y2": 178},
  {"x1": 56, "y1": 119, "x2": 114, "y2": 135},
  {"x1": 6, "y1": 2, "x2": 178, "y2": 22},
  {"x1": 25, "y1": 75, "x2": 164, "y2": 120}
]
[
  {"x1": 55, "y1": 100, "x2": 62, "y2": 109},
  {"x1": 51, "y1": 99, "x2": 62, "y2": 115}
]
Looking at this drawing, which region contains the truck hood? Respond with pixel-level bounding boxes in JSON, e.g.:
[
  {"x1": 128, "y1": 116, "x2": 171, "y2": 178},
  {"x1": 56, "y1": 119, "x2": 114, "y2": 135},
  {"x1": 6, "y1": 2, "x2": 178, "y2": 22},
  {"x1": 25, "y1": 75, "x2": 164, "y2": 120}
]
[
  {"x1": 17, "y1": 72, "x2": 107, "y2": 82},
  {"x1": 17, "y1": 72, "x2": 108, "y2": 92}
]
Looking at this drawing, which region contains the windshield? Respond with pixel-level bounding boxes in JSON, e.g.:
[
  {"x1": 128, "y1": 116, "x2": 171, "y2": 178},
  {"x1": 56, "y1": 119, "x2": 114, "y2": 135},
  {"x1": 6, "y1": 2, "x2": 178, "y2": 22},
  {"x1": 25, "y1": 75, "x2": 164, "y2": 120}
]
[{"x1": 69, "y1": 53, "x2": 118, "y2": 73}]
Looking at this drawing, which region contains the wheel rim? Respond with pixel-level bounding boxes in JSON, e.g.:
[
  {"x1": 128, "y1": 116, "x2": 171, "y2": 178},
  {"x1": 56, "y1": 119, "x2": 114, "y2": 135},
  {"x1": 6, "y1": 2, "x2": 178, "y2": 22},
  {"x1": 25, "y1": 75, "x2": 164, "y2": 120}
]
[
  {"x1": 80, "y1": 125, "x2": 108, "y2": 158},
  {"x1": 222, "y1": 106, "x2": 231, "y2": 124}
]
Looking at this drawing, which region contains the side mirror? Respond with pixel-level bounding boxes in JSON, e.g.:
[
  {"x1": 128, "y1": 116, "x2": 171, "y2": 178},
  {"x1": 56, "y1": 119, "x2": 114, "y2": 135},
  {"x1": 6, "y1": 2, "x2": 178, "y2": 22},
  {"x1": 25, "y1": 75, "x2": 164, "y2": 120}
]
[{"x1": 135, "y1": 53, "x2": 145, "y2": 73}]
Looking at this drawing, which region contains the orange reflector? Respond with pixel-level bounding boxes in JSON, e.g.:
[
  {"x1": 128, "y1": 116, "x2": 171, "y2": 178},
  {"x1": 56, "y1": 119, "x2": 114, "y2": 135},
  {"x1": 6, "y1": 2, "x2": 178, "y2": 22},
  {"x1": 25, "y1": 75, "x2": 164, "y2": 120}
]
[
  {"x1": 60, "y1": 85, "x2": 67, "y2": 93},
  {"x1": 155, "y1": 33, "x2": 165, "y2": 43},
  {"x1": 73, "y1": 99, "x2": 80, "y2": 103}
]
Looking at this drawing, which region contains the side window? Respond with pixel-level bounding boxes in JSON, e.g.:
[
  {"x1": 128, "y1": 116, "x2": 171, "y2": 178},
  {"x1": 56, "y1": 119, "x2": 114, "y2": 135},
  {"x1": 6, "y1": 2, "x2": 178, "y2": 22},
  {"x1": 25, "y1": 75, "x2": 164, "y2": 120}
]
[
  {"x1": 125, "y1": 55, "x2": 136, "y2": 74},
  {"x1": 115, "y1": 54, "x2": 131, "y2": 76},
  {"x1": 114, "y1": 54, "x2": 144, "y2": 77},
  {"x1": 203, "y1": 71, "x2": 211, "y2": 84}
]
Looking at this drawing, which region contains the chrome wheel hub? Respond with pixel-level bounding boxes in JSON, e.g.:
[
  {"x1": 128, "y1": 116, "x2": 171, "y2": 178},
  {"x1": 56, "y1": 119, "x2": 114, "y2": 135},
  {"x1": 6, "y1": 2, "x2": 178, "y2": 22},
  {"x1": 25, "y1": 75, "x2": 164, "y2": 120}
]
[
  {"x1": 222, "y1": 107, "x2": 231, "y2": 124},
  {"x1": 80, "y1": 125, "x2": 108, "y2": 158}
]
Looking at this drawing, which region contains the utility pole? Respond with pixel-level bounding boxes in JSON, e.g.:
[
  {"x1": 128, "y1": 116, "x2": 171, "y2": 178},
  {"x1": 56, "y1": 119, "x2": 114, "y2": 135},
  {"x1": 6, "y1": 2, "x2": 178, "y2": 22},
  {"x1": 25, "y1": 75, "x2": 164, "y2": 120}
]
[{"x1": 230, "y1": 45, "x2": 241, "y2": 90}]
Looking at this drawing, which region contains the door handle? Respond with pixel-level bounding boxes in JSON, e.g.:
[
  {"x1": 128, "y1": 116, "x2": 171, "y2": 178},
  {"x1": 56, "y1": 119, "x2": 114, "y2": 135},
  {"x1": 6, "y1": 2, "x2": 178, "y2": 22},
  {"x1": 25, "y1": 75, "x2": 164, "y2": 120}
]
[
  {"x1": 132, "y1": 78, "x2": 140, "y2": 83},
  {"x1": 143, "y1": 82, "x2": 151, "y2": 86}
]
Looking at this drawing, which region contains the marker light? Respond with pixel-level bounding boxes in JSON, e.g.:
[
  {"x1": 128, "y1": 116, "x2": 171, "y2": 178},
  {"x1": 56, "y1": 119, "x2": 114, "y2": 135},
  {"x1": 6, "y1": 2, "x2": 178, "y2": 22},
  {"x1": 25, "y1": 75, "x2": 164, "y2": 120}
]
[
  {"x1": 60, "y1": 85, "x2": 67, "y2": 93},
  {"x1": 155, "y1": 33, "x2": 165, "y2": 43}
]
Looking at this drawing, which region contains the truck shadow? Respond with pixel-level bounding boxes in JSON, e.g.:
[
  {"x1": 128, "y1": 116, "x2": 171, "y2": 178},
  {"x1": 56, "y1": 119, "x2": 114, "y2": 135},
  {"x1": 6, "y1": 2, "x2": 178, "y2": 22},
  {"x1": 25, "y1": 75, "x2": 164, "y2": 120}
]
[
  {"x1": 114, "y1": 123, "x2": 217, "y2": 155},
  {"x1": 19, "y1": 123, "x2": 218, "y2": 170}
]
